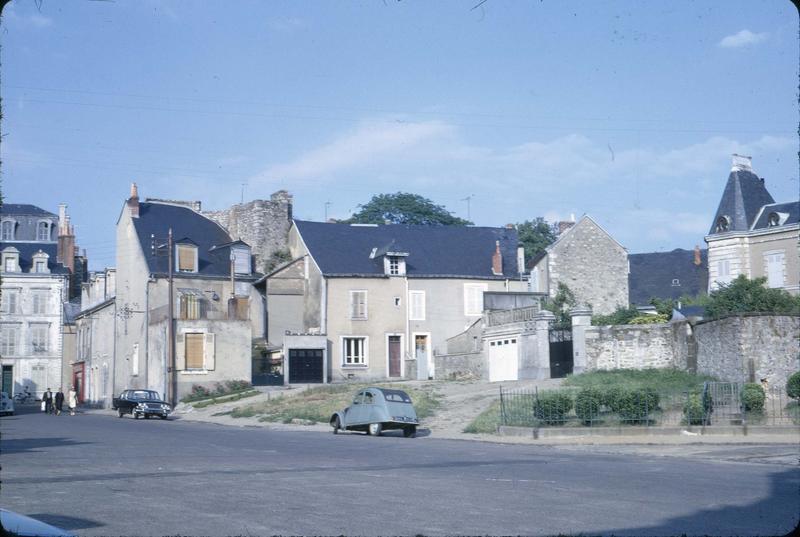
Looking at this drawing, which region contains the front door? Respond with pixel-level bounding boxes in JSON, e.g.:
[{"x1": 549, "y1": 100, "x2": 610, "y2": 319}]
[
  {"x1": 1, "y1": 365, "x2": 12, "y2": 395},
  {"x1": 388, "y1": 336, "x2": 402, "y2": 377},
  {"x1": 72, "y1": 363, "x2": 85, "y2": 403},
  {"x1": 414, "y1": 335, "x2": 431, "y2": 380}
]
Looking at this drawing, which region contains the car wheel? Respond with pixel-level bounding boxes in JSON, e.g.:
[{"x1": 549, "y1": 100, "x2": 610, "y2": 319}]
[
  {"x1": 144, "y1": 414, "x2": 150, "y2": 419},
  {"x1": 159, "y1": 415, "x2": 168, "y2": 420},
  {"x1": 367, "y1": 423, "x2": 382, "y2": 436},
  {"x1": 118, "y1": 409, "x2": 124, "y2": 418},
  {"x1": 132, "y1": 411, "x2": 139, "y2": 419},
  {"x1": 332, "y1": 416, "x2": 341, "y2": 434},
  {"x1": 403, "y1": 425, "x2": 417, "y2": 438}
]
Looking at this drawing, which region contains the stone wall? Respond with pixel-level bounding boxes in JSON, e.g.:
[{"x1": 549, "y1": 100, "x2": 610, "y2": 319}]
[
  {"x1": 204, "y1": 190, "x2": 292, "y2": 274},
  {"x1": 694, "y1": 315, "x2": 800, "y2": 387},
  {"x1": 547, "y1": 217, "x2": 628, "y2": 315},
  {"x1": 584, "y1": 322, "x2": 686, "y2": 370},
  {"x1": 434, "y1": 351, "x2": 486, "y2": 380}
]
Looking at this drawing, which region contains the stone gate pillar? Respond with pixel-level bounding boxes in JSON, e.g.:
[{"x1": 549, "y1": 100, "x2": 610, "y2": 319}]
[
  {"x1": 570, "y1": 307, "x2": 593, "y2": 375},
  {"x1": 534, "y1": 310, "x2": 555, "y2": 379}
]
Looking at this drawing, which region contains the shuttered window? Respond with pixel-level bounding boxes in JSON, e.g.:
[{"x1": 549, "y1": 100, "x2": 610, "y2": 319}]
[
  {"x1": 177, "y1": 245, "x2": 197, "y2": 273},
  {"x1": 233, "y1": 247, "x2": 251, "y2": 275},
  {"x1": 409, "y1": 291, "x2": 426, "y2": 320},
  {"x1": 350, "y1": 290, "x2": 367, "y2": 320},
  {"x1": 765, "y1": 252, "x2": 785, "y2": 288},
  {"x1": 185, "y1": 333, "x2": 205, "y2": 369},
  {"x1": 464, "y1": 283, "x2": 488, "y2": 316}
]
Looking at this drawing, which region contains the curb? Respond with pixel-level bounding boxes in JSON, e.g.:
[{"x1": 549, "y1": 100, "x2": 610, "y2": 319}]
[{"x1": 498, "y1": 424, "x2": 800, "y2": 439}]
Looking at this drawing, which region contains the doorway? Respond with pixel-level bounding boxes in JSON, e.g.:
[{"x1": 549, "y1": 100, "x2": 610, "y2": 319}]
[
  {"x1": 2, "y1": 365, "x2": 12, "y2": 395},
  {"x1": 387, "y1": 335, "x2": 402, "y2": 377},
  {"x1": 413, "y1": 333, "x2": 432, "y2": 380}
]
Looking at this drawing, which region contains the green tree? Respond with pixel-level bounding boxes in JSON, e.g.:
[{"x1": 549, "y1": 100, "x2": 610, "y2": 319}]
[
  {"x1": 516, "y1": 218, "x2": 557, "y2": 264},
  {"x1": 543, "y1": 282, "x2": 577, "y2": 329},
  {"x1": 345, "y1": 192, "x2": 472, "y2": 226},
  {"x1": 705, "y1": 275, "x2": 800, "y2": 318}
]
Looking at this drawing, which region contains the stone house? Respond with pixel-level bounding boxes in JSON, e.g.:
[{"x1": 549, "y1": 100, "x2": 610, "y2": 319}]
[
  {"x1": 705, "y1": 154, "x2": 799, "y2": 294},
  {"x1": 113, "y1": 184, "x2": 265, "y2": 404},
  {"x1": 527, "y1": 215, "x2": 629, "y2": 314},
  {"x1": 0, "y1": 204, "x2": 82, "y2": 398},
  {"x1": 260, "y1": 220, "x2": 528, "y2": 384}
]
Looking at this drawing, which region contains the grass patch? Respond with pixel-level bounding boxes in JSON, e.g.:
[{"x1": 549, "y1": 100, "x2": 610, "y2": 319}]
[
  {"x1": 463, "y1": 400, "x2": 501, "y2": 434},
  {"x1": 230, "y1": 383, "x2": 441, "y2": 424},
  {"x1": 192, "y1": 390, "x2": 261, "y2": 409},
  {"x1": 562, "y1": 368, "x2": 716, "y2": 395}
]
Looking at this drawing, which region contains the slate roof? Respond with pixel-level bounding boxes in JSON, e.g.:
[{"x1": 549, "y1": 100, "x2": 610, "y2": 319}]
[
  {"x1": 628, "y1": 248, "x2": 708, "y2": 306},
  {"x1": 0, "y1": 204, "x2": 56, "y2": 217},
  {"x1": 0, "y1": 242, "x2": 70, "y2": 274},
  {"x1": 709, "y1": 169, "x2": 775, "y2": 234},
  {"x1": 751, "y1": 201, "x2": 800, "y2": 230},
  {"x1": 294, "y1": 220, "x2": 520, "y2": 279},
  {"x1": 131, "y1": 202, "x2": 243, "y2": 278}
]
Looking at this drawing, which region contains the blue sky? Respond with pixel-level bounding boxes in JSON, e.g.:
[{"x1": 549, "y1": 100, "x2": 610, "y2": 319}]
[{"x1": 2, "y1": 0, "x2": 797, "y2": 270}]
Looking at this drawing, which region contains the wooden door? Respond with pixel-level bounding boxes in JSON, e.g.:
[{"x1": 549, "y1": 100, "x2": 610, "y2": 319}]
[{"x1": 388, "y1": 336, "x2": 402, "y2": 377}]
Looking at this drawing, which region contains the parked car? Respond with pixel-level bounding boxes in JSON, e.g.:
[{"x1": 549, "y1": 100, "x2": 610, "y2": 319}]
[
  {"x1": 0, "y1": 508, "x2": 75, "y2": 537},
  {"x1": 1, "y1": 391, "x2": 15, "y2": 416},
  {"x1": 330, "y1": 387, "x2": 418, "y2": 437},
  {"x1": 112, "y1": 389, "x2": 171, "y2": 419}
]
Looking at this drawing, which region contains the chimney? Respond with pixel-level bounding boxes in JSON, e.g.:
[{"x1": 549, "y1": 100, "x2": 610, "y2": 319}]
[
  {"x1": 58, "y1": 204, "x2": 67, "y2": 235},
  {"x1": 557, "y1": 220, "x2": 575, "y2": 236},
  {"x1": 57, "y1": 211, "x2": 76, "y2": 277},
  {"x1": 517, "y1": 244, "x2": 525, "y2": 274},
  {"x1": 693, "y1": 245, "x2": 702, "y2": 266},
  {"x1": 505, "y1": 223, "x2": 514, "y2": 229},
  {"x1": 127, "y1": 182, "x2": 140, "y2": 218},
  {"x1": 731, "y1": 154, "x2": 753, "y2": 172},
  {"x1": 491, "y1": 240, "x2": 503, "y2": 276}
]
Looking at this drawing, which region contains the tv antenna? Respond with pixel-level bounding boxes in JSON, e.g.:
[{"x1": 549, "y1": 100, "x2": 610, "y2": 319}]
[
  {"x1": 324, "y1": 201, "x2": 332, "y2": 221},
  {"x1": 461, "y1": 194, "x2": 475, "y2": 221},
  {"x1": 240, "y1": 182, "x2": 248, "y2": 204}
]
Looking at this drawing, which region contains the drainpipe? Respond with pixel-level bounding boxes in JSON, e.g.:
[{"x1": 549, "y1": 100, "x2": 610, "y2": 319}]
[
  {"x1": 144, "y1": 278, "x2": 150, "y2": 390},
  {"x1": 111, "y1": 299, "x2": 117, "y2": 404},
  {"x1": 404, "y1": 276, "x2": 410, "y2": 379}
]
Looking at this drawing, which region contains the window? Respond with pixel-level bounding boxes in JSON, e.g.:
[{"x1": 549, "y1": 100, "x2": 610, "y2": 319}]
[
  {"x1": 766, "y1": 252, "x2": 785, "y2": 288},
  {"x1": 464, "y1": 283, "x2": 488, "y2": 316},
  {"x1": 0, "y1": 325, "x2": 19, "y2": 355},
  {"x1": 35, "y1": 261, "x2": 46, "y2": 273},
  {"x1": 232, "y1": 247, "x2": 251, "y2": 275},
  {"x1": 1, "y1": 289, "x2": 19, "y2": 314},
  {"x1": 716, "y1": 259, "x2": 731, "y2": 284},
  {"x1": 393, "y1": 297, "x2": 401, "y2": 307},
  {"x1": 37, "y1": 221, "x2": 50, "y2": 241},
  {"x1": 1, "y1": 221, "x2": 14, "y2": 240},
  {"x1": 342, "y1": 337, "x2": 367, "y2": 366},
  {"x1": 389, "y1": 257, "x2": 400, "y2": 275},
  {"x1": 185, "y1": 333, "x2": 205, "y2": 369},
  {"x1": 383, "y1": 255, "x2": 406, "y2": 276},
  {"x1": 30, "y1": 324, "x2": 49, "y2": 354},
  {"x1": 350, "y1": 290, "x2": 367, "y2": 320},
  {"x1": 32, "y1": 290, "x2": 49, "y2": 315},
  {"x1": 671, "y1": 278, "x2": 680, "y2": 287},
  {"x1": 715, "y1": 215, "x2": 730, "y2": 233},
  {"x1": 409, "y1": 290, "x2": 426, "y2": 320},
  {"x1": 177, "y1": 244, "x2": 198, "y2": 273},
  {"x1": 179, "y1": 293, "x2": 203, "y2": 320},
  {"x1": 4, "y1": 257, "x2": 15, "y2": 272}
]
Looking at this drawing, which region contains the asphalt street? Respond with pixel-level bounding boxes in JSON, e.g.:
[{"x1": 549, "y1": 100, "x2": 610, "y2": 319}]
[{"x1": 2, "y1": 405, "x2": 798, "y2": 536}]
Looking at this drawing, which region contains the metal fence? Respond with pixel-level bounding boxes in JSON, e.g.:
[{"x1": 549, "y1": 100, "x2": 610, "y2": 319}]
[{"x1": 499, "y1": 383, "x2": 799, "y2": 428}]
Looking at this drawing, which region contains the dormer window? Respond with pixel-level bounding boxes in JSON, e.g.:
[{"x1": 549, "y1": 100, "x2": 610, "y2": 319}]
[
  {"x1": 715, "y1": 215, "x2": 731, "y2": 233},
  {"x1": 383, "y1": 254, "x2": 407, "y2": 276},
  {"x1": 36, "y1": 221, "x2": 51, "y2": 241},
  {"x1": 32, "y1": 251, "x2": 50, "y2": 274},
  {"x1": 1, "y1": 220, "x2": 15, "y2": 241},
  {"x1": 232, "y1": 246, "x2": 251, "y2": 275},
  {"x1": 671, "y1": 278, "x2": 680, "y2": 287},
  {"x1": 1, "y1": 247, "x2": 19, "y2": 273},
  {"x1": 176, "y1": 243, "x2": 198, "y2": 273}
]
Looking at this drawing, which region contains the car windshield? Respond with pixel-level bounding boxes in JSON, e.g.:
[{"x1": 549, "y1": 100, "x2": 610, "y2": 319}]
[
  {"x1": 132, "y1": 390, "x2": 159, "y2": 400},
  {"x1": 380, "y1": 389, "x2": 412, "y2": 403}
]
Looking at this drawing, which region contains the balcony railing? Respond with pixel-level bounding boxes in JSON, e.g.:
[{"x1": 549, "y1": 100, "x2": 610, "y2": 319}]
[{"x1": 486, "y1": 305, "x2": 540, "y2": 327}]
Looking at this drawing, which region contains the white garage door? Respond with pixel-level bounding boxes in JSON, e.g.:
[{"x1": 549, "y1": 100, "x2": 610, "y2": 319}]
[{"x1": 488, "y1": 337, "x2": 518, "y2": 382}]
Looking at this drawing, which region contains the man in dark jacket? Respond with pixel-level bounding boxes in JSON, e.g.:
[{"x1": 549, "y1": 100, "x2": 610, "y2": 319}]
[
  {"x1": 43, "y1": 388, "x2": 53, "y2": 414},
  {"x1": 55, "y1": 388, "x2": 65, "y2": 416}
]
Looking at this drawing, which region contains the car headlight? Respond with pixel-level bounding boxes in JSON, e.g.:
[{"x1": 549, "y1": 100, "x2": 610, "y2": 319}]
[{"x1": 161, "y1": 404, "x2": 170, "y2": 411}]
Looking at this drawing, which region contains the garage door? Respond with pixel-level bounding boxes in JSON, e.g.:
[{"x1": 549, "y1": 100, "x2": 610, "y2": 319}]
[
  {"x1": 288, "y1": 349, "x2": 324, "y2": 383},
  {"x1": 488, "y1": 338, "x2": 518, "y2": 382}
]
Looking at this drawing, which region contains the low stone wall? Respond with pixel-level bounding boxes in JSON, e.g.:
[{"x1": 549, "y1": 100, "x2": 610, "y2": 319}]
[
  {"x1": 584, "y1": 322, "x2": 688, "y2": 370},
  {"x1": 694, "y1": 315, "x2": 800, "y2": 388},
  {"x1": 434, "y1": 351, "x2": 486, "y2": 380}
]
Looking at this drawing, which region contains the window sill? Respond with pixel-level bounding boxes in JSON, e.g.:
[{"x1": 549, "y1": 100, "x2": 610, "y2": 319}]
[
  {"x1": 341, "y1": 364, "x2": 368, "y2": 369},
  {"x1": 350, "y1": 318, "x2": 368, "y2": 321},
  {"x1": 180, "y1": 369, "x2": 209, "y2": 375}
]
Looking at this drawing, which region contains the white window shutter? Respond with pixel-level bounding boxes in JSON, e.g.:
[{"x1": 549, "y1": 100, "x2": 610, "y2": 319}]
[
  {"x1": 176, "y1": 333, "x2": 186, "y2": 370},
  {"x1": 204, "y1": 333, "x2": 216, "y2": 370}
]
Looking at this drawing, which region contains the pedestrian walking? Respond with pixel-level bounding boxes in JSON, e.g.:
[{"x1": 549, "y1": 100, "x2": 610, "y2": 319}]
[
  {"x1": 43, "y1": 388, "x2": 53, "y2": 414},
  {"x1": 55, "y1": 388, "x2": 65, "y2": 416},
  {"x1": 68, "y1": 387, "x2": 78, "y2": 416}
]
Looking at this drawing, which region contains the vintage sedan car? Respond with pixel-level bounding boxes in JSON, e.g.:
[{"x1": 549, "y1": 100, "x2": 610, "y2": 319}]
[
  {"x1": 112, "y1": 389, "x2": 171, "y2": 419},
  {"x1": 1, "y1": 391, "x2": 14, "y2": 416},
  {"x1": 330, "y1": 387, "x2": 418, "y2": 437}
]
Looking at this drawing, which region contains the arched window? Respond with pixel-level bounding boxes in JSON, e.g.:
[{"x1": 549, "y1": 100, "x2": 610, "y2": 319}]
[
  {"x1": 767, "y1": 212, "x2": 780, "y2": 227},
  {"x1": 1, "y1": 220, "x2": 14, "y2": 240},
  {"x1": 715, "y1": 215, "x2": 730, "y2": 233},
  {"x1": 37, "y1": 221, "x2": 50, "y2": 241}
]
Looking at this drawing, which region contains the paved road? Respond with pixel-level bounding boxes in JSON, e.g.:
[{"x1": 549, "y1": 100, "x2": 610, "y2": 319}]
[{"x1": 2, "y1": 405, "x2": 798, "y2": 536}]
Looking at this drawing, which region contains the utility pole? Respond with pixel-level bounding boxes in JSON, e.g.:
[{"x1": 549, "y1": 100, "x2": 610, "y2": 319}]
[{"x1": 167, "y1": 228, "x2": 176, "y2": 407}]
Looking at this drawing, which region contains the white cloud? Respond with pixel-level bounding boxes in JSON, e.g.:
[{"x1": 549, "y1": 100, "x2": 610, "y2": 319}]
[
  {"x1": 718, "y1": 30, "x2": 768, "y2": 48},
  {"x1": 2, "y1": 4, "x2": 54, "y2": 28}
]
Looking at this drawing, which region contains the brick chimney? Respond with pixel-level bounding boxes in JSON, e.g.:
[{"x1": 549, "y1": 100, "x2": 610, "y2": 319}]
[
  {"x1": 127, "y1": 182, "x2": 140, "y2": 218},
  {"x1": 693, "y1": 245, "x2": 702, "y2": 266},
  {"x1": 57, "y1": 211, "x2": 76, "y2": 276},
  {"x1": 491, "y1": 240, "x2": 503, "y2": 276},
  {"x1": 557, "y1": 221, "x2": 575, "y2": 236}
]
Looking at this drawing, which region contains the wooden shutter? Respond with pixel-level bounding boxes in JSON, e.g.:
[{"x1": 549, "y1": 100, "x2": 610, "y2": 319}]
[
  {"x1": 351, "y1": 291, "x2": 367, "y2": 319},
  {"x1": 203, "y1": 333, "x2": 216, "y2": 370},
  {"x1": 176, "y1": 333, "x2": 186, "y2": 370},
  {"x1": 178, "y1": 245, "x2": 195, "y2": 272},
  {"x1": 185, "y1": 333, "x2": 204, "y2": 369}
]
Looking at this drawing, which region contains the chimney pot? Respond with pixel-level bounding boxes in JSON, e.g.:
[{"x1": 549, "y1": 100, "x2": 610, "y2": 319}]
[
  {"x1": 128, "y1": 182, "x2": 140, "y2": 218},
  {"x1": 731, "y1": 154, "x2": 753, "y2": 172}
]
